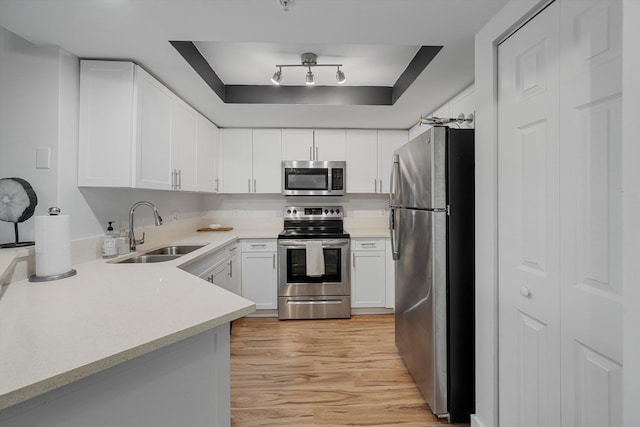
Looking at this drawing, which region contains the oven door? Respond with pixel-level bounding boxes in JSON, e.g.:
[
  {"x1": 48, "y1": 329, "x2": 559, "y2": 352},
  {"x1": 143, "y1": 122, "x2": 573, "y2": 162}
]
[{"x1": 278, "y1": 238, "x2": 350, "y2": 297}]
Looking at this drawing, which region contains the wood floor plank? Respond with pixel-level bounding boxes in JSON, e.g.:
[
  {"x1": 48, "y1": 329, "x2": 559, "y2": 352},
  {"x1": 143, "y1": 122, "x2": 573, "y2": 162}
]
[{"x1": 230, "y1": 315, "x2": 470, "y2": 427}]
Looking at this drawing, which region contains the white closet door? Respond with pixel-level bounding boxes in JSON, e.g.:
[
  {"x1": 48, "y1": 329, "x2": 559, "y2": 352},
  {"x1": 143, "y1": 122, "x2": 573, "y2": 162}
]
[
  {"x1": 497, "y1": 3, "x2": 561, "y2": 427},
  {"x1": 559, "y1": 1, "x2": 623, "y2": 425}
]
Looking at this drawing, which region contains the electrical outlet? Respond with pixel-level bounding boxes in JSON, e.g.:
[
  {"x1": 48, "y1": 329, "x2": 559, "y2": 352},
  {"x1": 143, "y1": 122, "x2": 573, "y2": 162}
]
[{"x1": 171, "y1": 211, "x2": 179, "y2": 221}]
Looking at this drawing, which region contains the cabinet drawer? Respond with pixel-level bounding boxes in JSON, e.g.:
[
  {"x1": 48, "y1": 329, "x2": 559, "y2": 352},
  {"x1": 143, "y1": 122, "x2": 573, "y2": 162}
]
[
  {"x1": 241, "y1": 239, "x2": 277, "y2": 252},
  {"x1": 351, "y1": 239, "x2": 385, "y2": 251}
]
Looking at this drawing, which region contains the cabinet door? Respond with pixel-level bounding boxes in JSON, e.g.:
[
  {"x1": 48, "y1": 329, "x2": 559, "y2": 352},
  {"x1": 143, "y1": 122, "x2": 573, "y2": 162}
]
[
  {"x1": 210, "y1": 260, "x2": 230, "y2": 291},
  {"x1": 170, "y1": 98, "x2": 198, "y2": 191},
  {"x1": 313, "y1": 129, "x2": 346, "y2": 160},
  {"x1": 251, "y1": 129, "x2": 282, "y2": 193},
  {"x1": 241, "y1": 252, "x2": 278, "y2": 310},
  {"x1": 227, "y1": 254, "x2": 241, "y2": 295},
  {"x1": 281, "y1": 129, "x2": 313, "y2": 161},
  {"x1": 377, "y1": 130, "x2": 408, "y2": 194},
  {"x1": 346, "y1": 130, "x2": 378, "y2": 193},
  {"x1": 196, "y1": 116, "x2": 219, "y2": 192},
  {"x1": 78, "y1": 60, "x2": 135, "y2": 187},
  {"x1": 135, "y1": 67, "x2": 172, "y2": 190},
  {"x1": 351, "y1": 250, "x2": 386, "y2": 307},
  {"x1": 220, "y1": 128, "x2": 252, "y2": 193}
]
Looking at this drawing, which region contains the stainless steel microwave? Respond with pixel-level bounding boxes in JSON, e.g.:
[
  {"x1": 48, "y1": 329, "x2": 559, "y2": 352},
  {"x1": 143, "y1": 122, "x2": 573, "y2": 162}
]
[{"x1": 282, "y1": 160, "x2": 346, "y2": 196}]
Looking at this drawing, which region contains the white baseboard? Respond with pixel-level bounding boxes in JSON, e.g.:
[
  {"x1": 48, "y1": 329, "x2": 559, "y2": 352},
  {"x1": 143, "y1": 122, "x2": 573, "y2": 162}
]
[{"x1": 471, "y1": 414, "x2": 490, "y2": 427}]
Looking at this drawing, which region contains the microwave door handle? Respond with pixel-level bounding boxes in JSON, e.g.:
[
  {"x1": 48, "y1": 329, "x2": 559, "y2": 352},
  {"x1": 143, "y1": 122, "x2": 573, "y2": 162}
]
[{"x1": 327, "y1": 168, "x2": 332, "y2": 193}]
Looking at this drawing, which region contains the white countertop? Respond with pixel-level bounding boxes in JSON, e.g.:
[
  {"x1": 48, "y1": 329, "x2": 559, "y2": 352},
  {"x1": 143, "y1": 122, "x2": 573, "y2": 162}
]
[
  {"x1": 0, "y1": 229, "x2": 272, "y2": 411},
  {"x1": 0, "y1": 225, "x2": 389, "y2": 411}
]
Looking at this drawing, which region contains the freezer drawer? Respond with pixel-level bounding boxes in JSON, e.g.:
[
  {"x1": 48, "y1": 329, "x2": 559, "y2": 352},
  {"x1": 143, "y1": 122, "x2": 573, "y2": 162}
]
[{"x1": 278, "y1": 296, "x2": 351, "y2": 320}]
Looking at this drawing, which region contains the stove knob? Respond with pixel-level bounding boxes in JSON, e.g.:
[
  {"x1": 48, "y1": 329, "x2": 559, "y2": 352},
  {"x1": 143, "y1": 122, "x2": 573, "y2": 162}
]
[
  {"x1": 286, "y1": 209, "x2": 291, "y2": 214},
  {"x1": 336, "y1": 209, "x2": 340, "y2": 214},
  {"x1": 330, "y1": 209, "x2": 335, "y2": 214},
  {"x1": 324, "y1": 209, "x2": 329, "y2": 214},
  {"x1": 293, "y1": 209, "x2": 297, "y2": 214}
]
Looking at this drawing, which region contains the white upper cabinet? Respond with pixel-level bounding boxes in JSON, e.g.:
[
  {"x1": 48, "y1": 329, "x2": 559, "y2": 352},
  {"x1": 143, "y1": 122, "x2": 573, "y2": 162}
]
[
  {"x1": 313, "y1": 129, "x2": 346, "y2": 160},
  {"x1": 281, "y1": 129, "x2": 346, "y2": 161},
  {"x1": 220, "y1": 128, "x2": 282, "y2": 193},
  {"x1": 135, "y1": 67, "x2": 173, "y2": 190},
  {"x1": 78, "y1": 60, "x2": 219, "y2": 192},
  {"x1": 78, "y1": 60, "x2": 135, "y2": 187},
  {"x1": 346, "y1": 129, "x2": 407, "y2": 194},
  {"x1": 377, "y1": 130, "x2": 408, "y2": 194},
  {"x1": 281, "y1": 129, "x2": 314, "y2": 161},
  {"x1": 220, "y1": 128, "x2": 253, "y2": 193},
  {"x1": 251, "y1": 129, "x2": 282, "y2": 193},
  {"x1": 196, "y1": 115, "x2": 219, "y2": 193},
  {"x1": 170, "y1": 98, "x2": 198, "y2": 191},
  {"x1": 346, "y1": 130, "x2": 378, "y2": 193}
]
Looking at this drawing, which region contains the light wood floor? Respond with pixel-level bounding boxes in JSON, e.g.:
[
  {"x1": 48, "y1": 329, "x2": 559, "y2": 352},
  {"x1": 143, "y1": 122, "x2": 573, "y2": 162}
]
[{"x1": 230, "y1": 314, "x2": 470, "y2": 427}]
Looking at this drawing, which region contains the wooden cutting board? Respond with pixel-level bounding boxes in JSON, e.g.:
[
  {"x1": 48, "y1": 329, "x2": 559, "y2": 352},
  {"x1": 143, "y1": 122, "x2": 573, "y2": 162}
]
[{"x1": 197, "y1": 227, "x2": 234, "y2": 232}]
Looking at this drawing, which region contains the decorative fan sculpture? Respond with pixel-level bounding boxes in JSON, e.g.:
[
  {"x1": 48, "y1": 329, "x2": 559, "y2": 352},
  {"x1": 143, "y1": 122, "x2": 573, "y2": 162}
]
[{"x1": 0, "y1": 177, "x2": 38, "y2": 248}]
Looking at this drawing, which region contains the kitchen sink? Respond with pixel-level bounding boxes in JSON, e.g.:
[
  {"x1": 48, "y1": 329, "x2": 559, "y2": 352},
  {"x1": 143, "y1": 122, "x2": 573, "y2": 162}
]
[
  {"x1": 114, "y1": 254, "x2": 182, "y2": 264},
  {"x1": 143, "y1": 244, "x2": 205, "y2": 256},
  {"x1": 111, "y1": 244, "x2": 206, "y2": 264}
]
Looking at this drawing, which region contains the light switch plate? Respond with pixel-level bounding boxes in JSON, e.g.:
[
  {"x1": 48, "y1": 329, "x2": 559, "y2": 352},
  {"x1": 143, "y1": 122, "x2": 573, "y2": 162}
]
[{"x1": 36, "y1": 147, "x2": 50, "y2": 169}]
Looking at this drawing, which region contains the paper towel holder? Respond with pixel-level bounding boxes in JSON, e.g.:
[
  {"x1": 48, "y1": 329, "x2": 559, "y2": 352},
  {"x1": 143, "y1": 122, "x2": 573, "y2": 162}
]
[{"x1": 29, "y1": 207, "x2": 77, "y2": 282}]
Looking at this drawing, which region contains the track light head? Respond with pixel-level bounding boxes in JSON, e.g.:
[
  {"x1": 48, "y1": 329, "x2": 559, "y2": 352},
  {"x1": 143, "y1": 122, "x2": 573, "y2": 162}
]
[
  {"x1": 305, "y1": 68, "x2": 315, "y2": 85},
  {"x1": 336, "y1": 68, "x2": 346, "y2": 84},
  {"x1": 271, "y1": 68, "x2": 282, "y2": 85}
]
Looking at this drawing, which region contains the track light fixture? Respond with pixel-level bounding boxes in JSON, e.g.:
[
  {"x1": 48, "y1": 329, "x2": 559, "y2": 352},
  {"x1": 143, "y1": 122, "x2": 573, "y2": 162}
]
[{"x1": 271, "y1": 52, "x2": 346, "y2": 85}]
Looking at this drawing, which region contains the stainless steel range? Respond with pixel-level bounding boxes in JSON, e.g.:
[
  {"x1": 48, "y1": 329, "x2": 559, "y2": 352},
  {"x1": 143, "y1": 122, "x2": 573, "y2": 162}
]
[{"x1": 277, "y1": 206, "x2": 351, "y2": 320}]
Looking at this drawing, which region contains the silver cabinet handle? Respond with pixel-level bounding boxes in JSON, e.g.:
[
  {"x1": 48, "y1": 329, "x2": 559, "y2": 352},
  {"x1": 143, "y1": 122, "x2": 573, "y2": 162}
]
[
  {"x1": 171, "y1": 169, "x2": 177, "y2": 190},
  {"x1": 379, "y1": 179, "x2": 382, "y2": 193},
  {"x1": 272, "y1": 253, "x2": 276, "y2": 269},
  {"x1": 360, "y1": 242, "x2": 377, "y2": 247},
  {"x1": 316, "y1": 146, "x2": 319, "y2": 160},
  {"x1": 309, "y1": 146, "x2": 312, "y2": 160},
  {"x1": 251, "y1": 243, "x2": 267, "y2": 248},
  {"x1": 352, "y1": 252, "x2": 355, "y2": 268},
  {"x1": 248, "y1": 179, "x2": 251, "y2": 192},
  {"x1": 215, "y1": 178, "x2": 219, "y2": 192},
  {"x1": 374, "y1": 179, "x2": 377, "y2": 193},
  {"x1": 228, "y1": 260, "x2": 233, "y2": 277},
  {"x1": 178, "y1": 169, "x2": 182, "y2": 189},
  {"x1": 253, "y1": 179, "x2": 256, "y2": 193}
]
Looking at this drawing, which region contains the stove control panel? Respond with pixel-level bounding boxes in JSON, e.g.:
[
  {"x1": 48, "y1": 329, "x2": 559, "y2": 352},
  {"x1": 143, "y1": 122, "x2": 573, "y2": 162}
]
[{"x1": 283, "y1": 206, "x2": 344, "y2": 220}]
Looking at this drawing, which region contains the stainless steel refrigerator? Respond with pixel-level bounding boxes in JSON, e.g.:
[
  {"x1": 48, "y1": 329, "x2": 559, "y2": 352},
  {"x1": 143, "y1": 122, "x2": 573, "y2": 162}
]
[{"x1": 389, "y1": 126, "x2": 475, "y2": 423}]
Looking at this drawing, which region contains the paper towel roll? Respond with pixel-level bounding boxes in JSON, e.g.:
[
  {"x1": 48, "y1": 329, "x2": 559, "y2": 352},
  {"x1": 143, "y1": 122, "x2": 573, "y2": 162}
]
[{"x1": 35, "y1": 214, "x2": 72, "y2": 277}]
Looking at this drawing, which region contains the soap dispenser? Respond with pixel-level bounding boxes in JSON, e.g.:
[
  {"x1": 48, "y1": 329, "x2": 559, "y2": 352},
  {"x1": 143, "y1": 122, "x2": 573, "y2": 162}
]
[{"x1": 102, "y1": 221, "x2": 118, "y2": 258}]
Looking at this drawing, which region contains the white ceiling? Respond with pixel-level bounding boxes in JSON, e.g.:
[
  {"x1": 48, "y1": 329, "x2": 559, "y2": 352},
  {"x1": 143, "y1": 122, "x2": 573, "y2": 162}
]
[{"x1": 0, "y1": 0, "x2": 509, "y2": 129}]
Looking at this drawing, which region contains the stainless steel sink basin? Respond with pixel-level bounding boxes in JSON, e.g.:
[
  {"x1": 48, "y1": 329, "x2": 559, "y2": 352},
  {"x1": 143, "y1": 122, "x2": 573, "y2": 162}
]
[
  {"x1": 114, "y1": 254, "x2": 182, "y2": 264},
  {"x1": 112, "y1": 244, "x2": 206, "y2": 264},
  {"x1": 143, "y1": 244, "x2": 205, "y2": 256}
]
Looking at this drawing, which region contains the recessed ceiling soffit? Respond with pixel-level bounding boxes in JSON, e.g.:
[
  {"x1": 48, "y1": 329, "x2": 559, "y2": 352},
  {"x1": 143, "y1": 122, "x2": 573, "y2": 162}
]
[{"x1": 170, "y1": 41, "x2": 442, "y2": 106}]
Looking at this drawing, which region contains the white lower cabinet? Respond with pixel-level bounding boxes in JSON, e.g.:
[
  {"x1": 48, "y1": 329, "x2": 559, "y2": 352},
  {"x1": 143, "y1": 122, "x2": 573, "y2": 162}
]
[
  {"x1": 183, "y1": 242, "x2": 240, "y2": 295},
  {"x1": 350, "y1": 238, "x2": 386, "y2": 308},
  {"x1": 240, "y1": 239, "x2": 278, "y2": 310}
]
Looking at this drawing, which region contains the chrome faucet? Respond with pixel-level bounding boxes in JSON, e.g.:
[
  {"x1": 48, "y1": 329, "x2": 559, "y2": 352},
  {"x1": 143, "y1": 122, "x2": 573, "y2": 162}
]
[{"x1": 129, "y1": 201, "x2": 163, "y2": 251}]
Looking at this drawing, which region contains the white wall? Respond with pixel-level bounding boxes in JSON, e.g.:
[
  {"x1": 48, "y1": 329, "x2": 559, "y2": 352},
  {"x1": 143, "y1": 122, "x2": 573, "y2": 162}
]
[
  {"x1": 0, "y1": 26, "x2": 204, "y2": 244},
  {"x1": 0, "y1": 27, "x2": 61, "y2": 243}
]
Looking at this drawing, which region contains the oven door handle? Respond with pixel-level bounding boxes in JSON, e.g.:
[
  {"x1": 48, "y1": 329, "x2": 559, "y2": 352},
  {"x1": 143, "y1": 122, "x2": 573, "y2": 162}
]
[{"x1": 278, "y1": 242, "x2": 348, "y2": 249}]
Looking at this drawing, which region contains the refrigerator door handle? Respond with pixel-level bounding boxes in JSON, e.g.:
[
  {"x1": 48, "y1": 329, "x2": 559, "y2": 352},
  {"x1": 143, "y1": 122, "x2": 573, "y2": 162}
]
[
  {"x1": 389, "y1": 208, "x2": 400, "y2": 261},
  {"x1": 389, "y1": 153, "x2": 399, "y2": 205}
]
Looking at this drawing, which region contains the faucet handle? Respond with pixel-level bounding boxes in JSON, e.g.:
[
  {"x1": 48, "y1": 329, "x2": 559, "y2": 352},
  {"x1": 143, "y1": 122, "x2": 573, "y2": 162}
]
[{"x1": 135, "y1": 231, "x2": 145, "y2": 246}]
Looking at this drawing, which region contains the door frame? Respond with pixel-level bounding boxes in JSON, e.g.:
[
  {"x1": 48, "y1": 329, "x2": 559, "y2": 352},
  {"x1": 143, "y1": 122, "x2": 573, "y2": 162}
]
[{"x1": 473, "y1": 1, "x2": 640, "y2": 427}]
